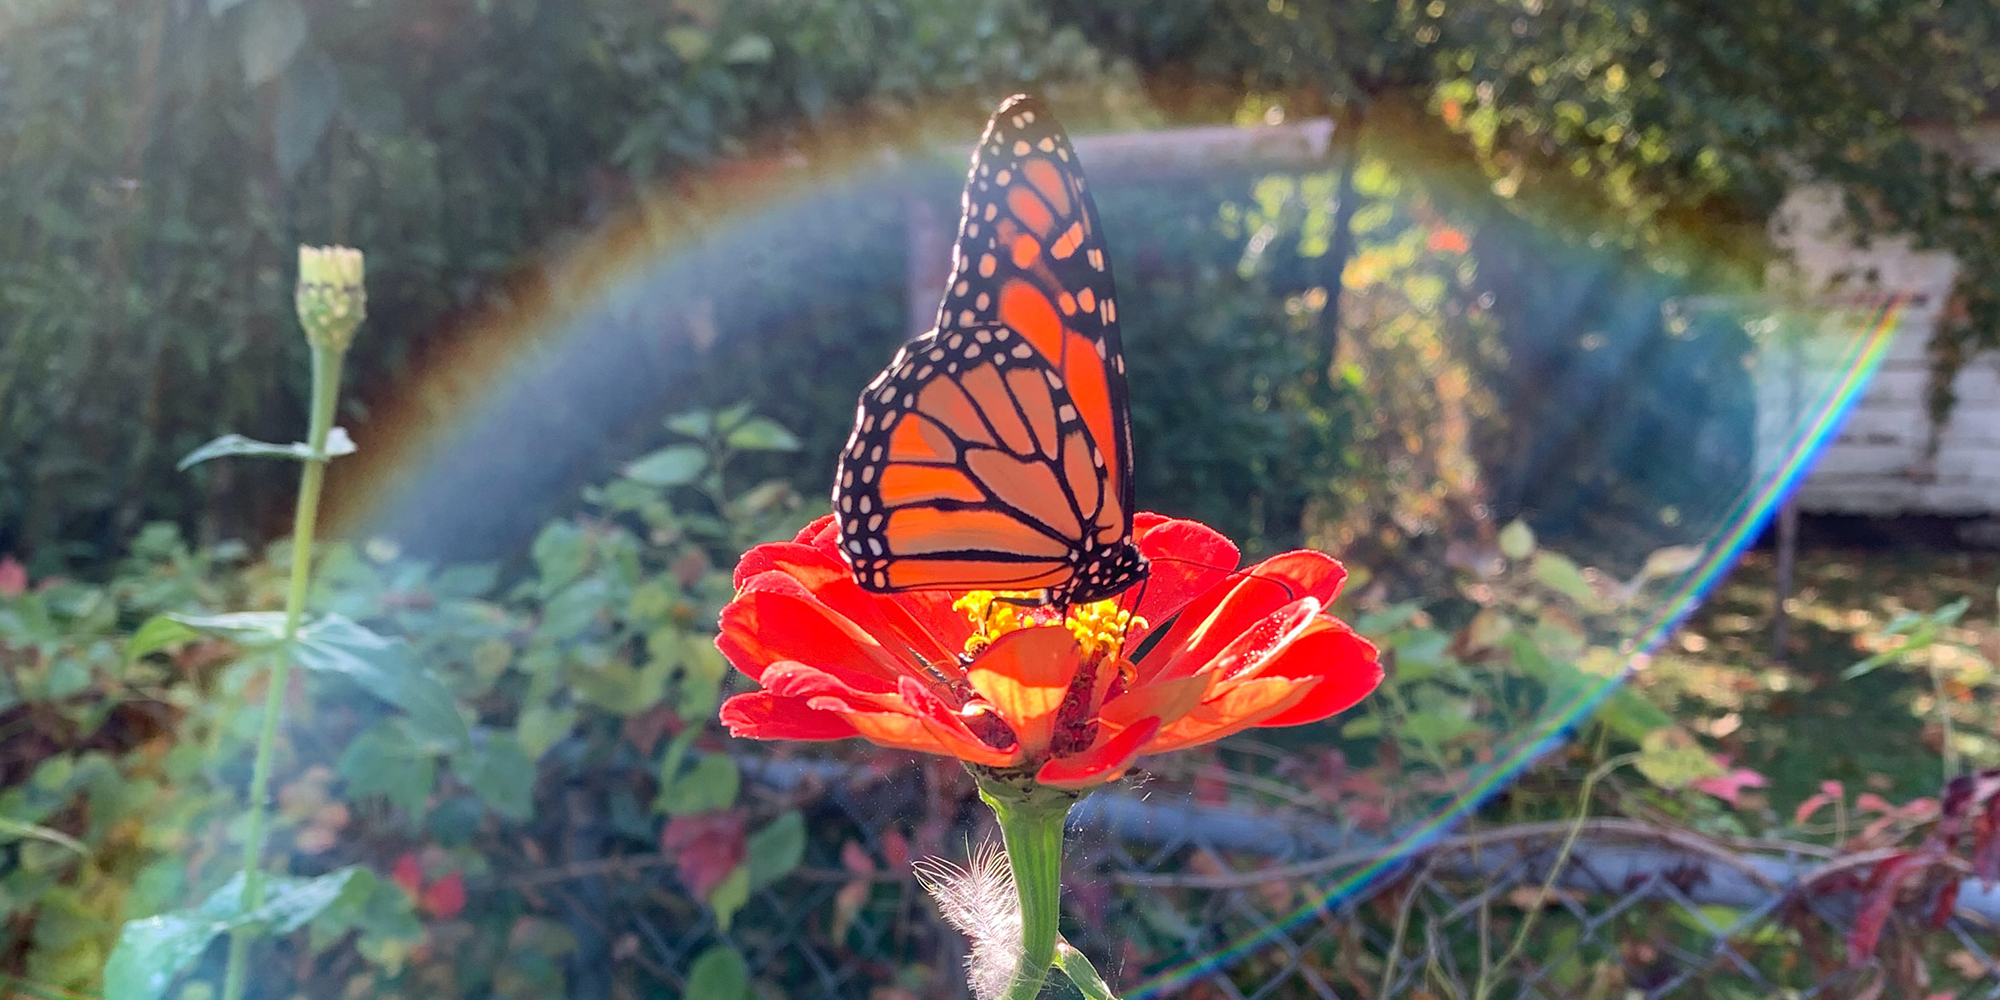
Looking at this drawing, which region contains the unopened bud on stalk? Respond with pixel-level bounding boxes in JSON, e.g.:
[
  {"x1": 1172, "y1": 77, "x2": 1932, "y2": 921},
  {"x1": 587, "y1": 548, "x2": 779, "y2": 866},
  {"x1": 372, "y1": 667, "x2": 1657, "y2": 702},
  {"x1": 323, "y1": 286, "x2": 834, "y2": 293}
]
[{"x1": 296, "y1": 245, "x2": 366, "y2": 352}]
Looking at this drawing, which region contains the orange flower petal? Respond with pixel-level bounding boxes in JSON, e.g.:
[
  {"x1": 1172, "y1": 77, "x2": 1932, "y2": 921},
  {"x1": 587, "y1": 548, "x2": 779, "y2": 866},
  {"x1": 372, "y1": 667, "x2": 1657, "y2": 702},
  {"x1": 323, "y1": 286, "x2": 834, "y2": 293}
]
[
  {"x1": 1142, "y1": 676, "x2": 1312, "y2": 754},
  {"x1": 965, "y1": 627, "x2": 1083, "y2": 757},
  {"x1": 1097, "y1": 672, "x2": 1210, "y2": 731},
  {"x1": 1038, "y1": 717, "x2": 1162, "y2": 789}
]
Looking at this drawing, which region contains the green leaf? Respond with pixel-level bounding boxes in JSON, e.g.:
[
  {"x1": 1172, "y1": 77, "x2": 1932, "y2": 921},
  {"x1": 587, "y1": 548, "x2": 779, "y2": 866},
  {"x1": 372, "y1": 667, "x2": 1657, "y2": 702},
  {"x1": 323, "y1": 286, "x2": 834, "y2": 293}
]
[
  {"x1": 275, "y1": 48, "x2": 339, "y2": 180},
  {"x1": 531, "y1": 521, "x2": 589, "y2": 592},
  {"x1": 723, "y1": 416, "x2": 800, "y2": 452},
  {"x1": 1633, "y1": 730, "x2": 1724, "y2": 790},
  {"x1": 1340, "y1": 714, "x2": 1383, "y2": 738},
  {"x1": 105, "y1": 868, "x2": 363, "y2": 1000},
  {"x1": 659, "y1": 754, "x2": 739, "y2": 816},
  {"x1": 515, "y1": 702, "x2": 578, "y2": 761},
  {"x1": 238, "y1": 0, "x2": 307, "y2": 86},
  {"x1": 127, "y1": 615, "x2": 202, "y2": 662},
  {"x1": 664, "y1": 27, "x2": 710, "y2": 61},
  {"x1": 167, "y1": 610, "x2": 287, "y2": 641},
  {"x1": 684, "y1": 945, "x2": 749, "y2": 1000},
  {"x1": 453, "y1": 732, "x2": 535, "y2": 820},
  {"x1": 1498, "y1": 520, "x2": 1536, "y2": 561},
  {"x1": 745, "y1": 811, "x2": 805, "y2": 891},
  {"x1": 665, "y1": 410, "x2": 712, "y2": 438},
  {"x1": 337, "y1": 722, "x2": 436, "y2": 817},
  {"x1": 706, "y1": 865, "x2": 751, "y2": 933},
  {"x1": 623, "y1": 445, "x2": 707, "y2": 487},
  {"x1": 294, "y1": 615, "x2": 469, "y2": 750},
  {"x1": 1531, "y1": 551, "x2": 1597, "y2": 605},
  {"x1": 721, "y1": 33, "x2": 774, "y2": 65},
  {"x1": 177, "y1": 428, "x2": 356, "y2": 470},
  {"x1": 1594, "y1": 686, "x2": 1673, "y2": 741},
  {"x1": 1637, "y1": 545, "x2": 1703, "y2": 583},
  {"x1": 0, "y1": 815, "x2": 88, "y2": 857}
]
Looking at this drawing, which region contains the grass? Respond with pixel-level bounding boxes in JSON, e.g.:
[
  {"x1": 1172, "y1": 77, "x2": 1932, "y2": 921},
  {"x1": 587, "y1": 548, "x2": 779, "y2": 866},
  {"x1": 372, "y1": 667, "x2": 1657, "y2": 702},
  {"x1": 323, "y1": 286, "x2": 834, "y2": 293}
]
[{"x1": 1643, "y1": 525, "x2": 2000, "y2": 813}]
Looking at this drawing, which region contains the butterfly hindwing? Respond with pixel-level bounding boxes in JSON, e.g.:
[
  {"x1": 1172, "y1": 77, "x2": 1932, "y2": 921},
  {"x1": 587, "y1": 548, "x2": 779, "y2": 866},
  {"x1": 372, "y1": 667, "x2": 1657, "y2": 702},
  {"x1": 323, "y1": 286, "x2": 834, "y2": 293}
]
[{"x1": 836, "y1": 323, "x2": 1123, "y2": 594}]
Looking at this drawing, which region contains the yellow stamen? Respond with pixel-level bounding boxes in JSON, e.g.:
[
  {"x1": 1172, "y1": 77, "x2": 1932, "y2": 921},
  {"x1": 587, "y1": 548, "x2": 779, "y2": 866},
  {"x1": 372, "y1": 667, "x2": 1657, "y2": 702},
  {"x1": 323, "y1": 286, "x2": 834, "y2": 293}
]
[{"x1": 955, "y1": 590, "x2": 1147, "y2": 660}]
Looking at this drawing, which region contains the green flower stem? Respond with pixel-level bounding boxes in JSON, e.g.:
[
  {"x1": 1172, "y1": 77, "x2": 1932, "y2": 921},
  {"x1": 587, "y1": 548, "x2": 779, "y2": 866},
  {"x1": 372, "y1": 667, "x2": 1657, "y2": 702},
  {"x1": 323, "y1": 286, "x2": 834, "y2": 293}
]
[
  {"x1": 1056, "y1": 937, "x2": 1121, "y2": 1000},
  {"x1": 979, "y1": 781, "x2": 1073, "y2": 1000},
  {"x1": 219, "y1": 342, "x2": 346, "y2": 1000}
]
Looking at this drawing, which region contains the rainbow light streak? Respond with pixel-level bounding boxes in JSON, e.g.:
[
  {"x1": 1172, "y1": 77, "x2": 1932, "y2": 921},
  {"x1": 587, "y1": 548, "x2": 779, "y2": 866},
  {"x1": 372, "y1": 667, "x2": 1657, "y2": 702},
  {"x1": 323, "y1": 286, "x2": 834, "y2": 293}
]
[{"x1": 1123, "y1": 294, "x2": 1910, "y2": 998}]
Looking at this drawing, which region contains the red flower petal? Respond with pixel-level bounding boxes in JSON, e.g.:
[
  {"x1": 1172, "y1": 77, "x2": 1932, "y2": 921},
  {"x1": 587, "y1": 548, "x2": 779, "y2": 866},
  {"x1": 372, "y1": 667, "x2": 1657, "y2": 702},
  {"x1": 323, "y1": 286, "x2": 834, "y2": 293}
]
[
  {"x1": 1127, "y1": 516, "x2": 1238, "y2": 642},
  {"x1": 737, "y1": 545, "x2": 963, "y2": 669},
  {"x1": 717, "y1": 577, "x2": 913, "y2": 689},
  {"x1": 965, "y1": 627, "x2": 1083, "y2": 757},
  {"x1": 1038, "y1": 717, "x2": 1162, "y2": 789},
  {"x1": 1135, "y1": 552, "x2": 1346, "y2": 684},
  {"x1": 719, "y1": 691, "x2": 863, "y2": 741},
  {"x1": 732, "y1": 541, "x2": 847, "y2": 592},
  {"x1": 1251, "y1": 622, "x2": 1383, "y2": 728},
  {"x1": 793, "y1": 514, "x2": 837, "y2": 545}
]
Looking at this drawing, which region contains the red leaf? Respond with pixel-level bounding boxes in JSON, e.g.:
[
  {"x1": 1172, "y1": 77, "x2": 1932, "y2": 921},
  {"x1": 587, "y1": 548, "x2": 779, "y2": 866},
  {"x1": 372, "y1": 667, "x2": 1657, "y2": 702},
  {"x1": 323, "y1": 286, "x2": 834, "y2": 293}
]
[
  {"x1": 392, "y1": 852, "x2": 424, "y2": 898},
  {"x1": 1848, "y1": 853, "x2": 1925, "y2": 963},
  {"x1": 1975, "y1": 795, "x2": 2000, "y2": 885},
  {"x1": 0, "y1": 557, "x2": 25, "y2": 599},
  {"x1": 662, "y1": 811, "x2": 747, "y2": 898},
  {"x1": 421, "y1": 870, "x2": 467, "y2": 919},
  {"x1": 1929, "y1": 877, "x2": 1960, "y2": 929},
  {"x1": 1855, "y1": 793, "x2": 1896, "y2": 816},
  {"x1": 1794, "y1": 791, "x2": 1838, "y2": 826},
  {"x1": 1691, "y1": 767, "x2": 1768, "y2": 806},
  {"x1": 840, "y1": 839, "x2": 875, "y2": 875},
  {"x1": 880, "y1": 829, "x2": 910, "y2": 871}
]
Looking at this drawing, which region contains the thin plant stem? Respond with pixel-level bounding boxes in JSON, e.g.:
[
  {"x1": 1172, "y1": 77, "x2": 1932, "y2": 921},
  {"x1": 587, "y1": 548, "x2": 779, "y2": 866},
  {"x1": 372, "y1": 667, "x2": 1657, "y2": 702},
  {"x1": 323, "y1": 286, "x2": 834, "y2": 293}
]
[
  {"x1": 219, "y1": 343, "x2": 345, "y2": 1000},
  {"x1": 1929, "y1": 656, "x2": 1959, "y2": 784},
  {"x1": 1474, "y1": 750, "x2": 1638, "y2": 1000},
  {"x1": 981, "y1": 787, "x2": 1070, "y2": 1000}
]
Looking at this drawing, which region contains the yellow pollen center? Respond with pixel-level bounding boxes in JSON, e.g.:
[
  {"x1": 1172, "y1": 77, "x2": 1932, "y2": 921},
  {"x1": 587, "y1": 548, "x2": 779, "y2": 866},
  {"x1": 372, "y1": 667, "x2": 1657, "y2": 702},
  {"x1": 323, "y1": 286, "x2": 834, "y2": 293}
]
[{"x1": 954, "y1": 590, "x2": 1147, "y2": 660}]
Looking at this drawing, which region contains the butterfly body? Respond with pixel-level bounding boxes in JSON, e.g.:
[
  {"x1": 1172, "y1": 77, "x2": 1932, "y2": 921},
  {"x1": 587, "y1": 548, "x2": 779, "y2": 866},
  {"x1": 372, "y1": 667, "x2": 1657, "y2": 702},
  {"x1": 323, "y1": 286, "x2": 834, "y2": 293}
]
[{"x1": 833, "y1": 95, "x2": 1147, "y2": 608}]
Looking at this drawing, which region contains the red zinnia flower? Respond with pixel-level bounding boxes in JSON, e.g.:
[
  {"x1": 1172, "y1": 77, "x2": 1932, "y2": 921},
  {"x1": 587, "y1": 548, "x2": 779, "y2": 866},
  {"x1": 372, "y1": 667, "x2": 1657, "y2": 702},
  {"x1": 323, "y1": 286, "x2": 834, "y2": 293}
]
[{"x1": 717, "y1": 513, "x2": 1382, "y2": 789}]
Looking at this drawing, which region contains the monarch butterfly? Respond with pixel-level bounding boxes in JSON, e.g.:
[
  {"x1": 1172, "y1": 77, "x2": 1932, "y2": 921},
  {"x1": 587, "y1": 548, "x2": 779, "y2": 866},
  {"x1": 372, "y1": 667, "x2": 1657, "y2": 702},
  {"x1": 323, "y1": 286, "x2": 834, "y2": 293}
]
[{"x1": 833, "y1": 95, "x2": 1147, "y2": 609}]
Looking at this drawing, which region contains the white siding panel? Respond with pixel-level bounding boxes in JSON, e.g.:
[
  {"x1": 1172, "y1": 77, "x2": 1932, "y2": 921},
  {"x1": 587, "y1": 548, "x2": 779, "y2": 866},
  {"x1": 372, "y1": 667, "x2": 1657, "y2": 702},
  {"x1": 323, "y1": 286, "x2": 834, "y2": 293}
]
[{"x1": 1758, "y1": 149, "x2": 2000, "y2": 516}]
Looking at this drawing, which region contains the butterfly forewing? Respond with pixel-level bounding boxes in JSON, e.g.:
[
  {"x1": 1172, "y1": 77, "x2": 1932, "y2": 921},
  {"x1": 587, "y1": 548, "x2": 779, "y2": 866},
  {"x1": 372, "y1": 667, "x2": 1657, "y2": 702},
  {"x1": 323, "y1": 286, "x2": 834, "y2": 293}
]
[{"x1": 833, "y1": 95, "x2": 1146, "y2": 607}]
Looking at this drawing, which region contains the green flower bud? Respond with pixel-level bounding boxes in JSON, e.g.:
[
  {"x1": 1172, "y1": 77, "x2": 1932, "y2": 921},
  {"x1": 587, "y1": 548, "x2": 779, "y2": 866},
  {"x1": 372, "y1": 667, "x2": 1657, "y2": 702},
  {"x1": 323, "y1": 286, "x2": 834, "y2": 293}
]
[{"x1": 295, "y1": 245, "x2": 366, "y2": 353}]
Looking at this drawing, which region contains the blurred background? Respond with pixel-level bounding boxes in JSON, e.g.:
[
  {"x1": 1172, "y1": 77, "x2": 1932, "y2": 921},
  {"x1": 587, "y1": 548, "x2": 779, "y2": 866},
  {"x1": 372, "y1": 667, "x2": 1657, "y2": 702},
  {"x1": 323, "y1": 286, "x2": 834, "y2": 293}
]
[{"x1": 6, "y1": 1, "x2": 2000, "y2": 998}]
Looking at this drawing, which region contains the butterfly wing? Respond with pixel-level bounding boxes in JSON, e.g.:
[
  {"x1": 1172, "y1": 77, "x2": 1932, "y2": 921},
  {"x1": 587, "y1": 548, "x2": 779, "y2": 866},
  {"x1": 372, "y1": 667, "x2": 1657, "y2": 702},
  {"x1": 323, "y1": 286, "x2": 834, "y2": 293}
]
[
  {"x1": 835, "y1": 323, "x2": 1131, "y2": 596},
  {"x1": 934, "y1": 95, "x2": 1137, "y2": 548},
  {"x1": 833, "y1": 95, "x2": 1145, "y2": 606}
]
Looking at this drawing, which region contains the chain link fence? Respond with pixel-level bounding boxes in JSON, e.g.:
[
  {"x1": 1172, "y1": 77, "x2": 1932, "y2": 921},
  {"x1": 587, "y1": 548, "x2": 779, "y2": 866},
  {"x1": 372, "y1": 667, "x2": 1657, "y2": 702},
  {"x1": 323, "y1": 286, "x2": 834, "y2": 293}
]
[{"x1": 499, "y1": 755, "x2": 2000, "y2": 1000}]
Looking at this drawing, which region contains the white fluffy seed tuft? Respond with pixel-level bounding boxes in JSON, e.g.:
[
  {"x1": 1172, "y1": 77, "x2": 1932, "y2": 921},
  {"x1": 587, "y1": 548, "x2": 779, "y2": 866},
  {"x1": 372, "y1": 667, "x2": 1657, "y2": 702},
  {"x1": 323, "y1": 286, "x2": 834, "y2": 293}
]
[{"x1": 914, "y1": 843, "x2": 1022, "y2": 1000}]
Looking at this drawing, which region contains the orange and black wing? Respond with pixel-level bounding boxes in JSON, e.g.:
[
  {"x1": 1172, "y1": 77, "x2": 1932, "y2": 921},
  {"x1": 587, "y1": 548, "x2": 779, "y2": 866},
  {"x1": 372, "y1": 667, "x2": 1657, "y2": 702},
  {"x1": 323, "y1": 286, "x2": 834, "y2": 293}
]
[{"x1": 832, "y1": 95, "x2": 1145, "y2": 606}]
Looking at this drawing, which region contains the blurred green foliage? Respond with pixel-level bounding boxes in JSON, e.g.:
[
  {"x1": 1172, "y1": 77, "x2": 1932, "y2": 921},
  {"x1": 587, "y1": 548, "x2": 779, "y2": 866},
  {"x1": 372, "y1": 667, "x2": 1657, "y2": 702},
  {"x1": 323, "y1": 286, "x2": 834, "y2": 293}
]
[{"x1": 6, "y1": 0, "x2": 1998, "y2": 571}]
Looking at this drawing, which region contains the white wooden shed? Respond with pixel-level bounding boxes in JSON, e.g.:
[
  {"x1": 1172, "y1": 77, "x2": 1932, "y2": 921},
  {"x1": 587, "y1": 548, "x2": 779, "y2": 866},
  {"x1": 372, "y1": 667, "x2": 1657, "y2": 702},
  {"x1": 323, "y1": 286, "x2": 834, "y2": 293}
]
[{"x1": 1765, "y1": 127, "x2": 2000, "y2": 517}]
